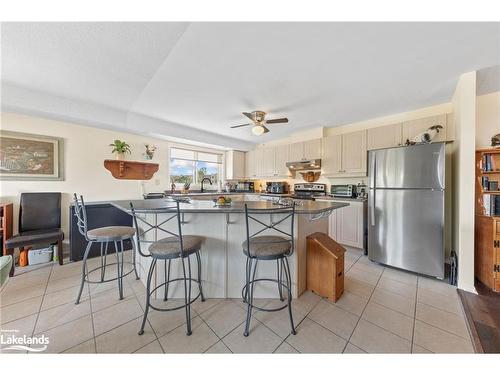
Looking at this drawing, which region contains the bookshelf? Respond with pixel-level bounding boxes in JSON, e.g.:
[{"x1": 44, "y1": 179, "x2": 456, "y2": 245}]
[{"x1": 474, "y1": 148, "x2": 500, "y2": 292}]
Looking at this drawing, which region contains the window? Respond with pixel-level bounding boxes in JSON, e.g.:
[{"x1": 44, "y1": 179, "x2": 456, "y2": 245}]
[{"x1": 170, "y1": 147, "x2": 223, "y2": 188}]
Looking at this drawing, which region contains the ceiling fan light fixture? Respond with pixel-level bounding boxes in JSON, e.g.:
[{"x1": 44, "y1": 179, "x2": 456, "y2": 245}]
[{"x1": 251, "y1": 125, "x2": 265, "y2": 136}]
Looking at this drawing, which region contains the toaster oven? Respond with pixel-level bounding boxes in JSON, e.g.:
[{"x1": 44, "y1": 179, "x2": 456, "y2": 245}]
[{"x1": 330, "y1": 184, "x2": 357, "y2": 198}]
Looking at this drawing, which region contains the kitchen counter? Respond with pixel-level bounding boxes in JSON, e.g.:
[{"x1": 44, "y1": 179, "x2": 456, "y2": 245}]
[
  {"x1": 110, "y1": 198, "x2": 347, "y2": 215},
  {"x1": 109, "y1": 197, "x2": 348, "y2": 299},
  {"x1": 315, "y1": 195, "x2": 368, "y2": 202}
]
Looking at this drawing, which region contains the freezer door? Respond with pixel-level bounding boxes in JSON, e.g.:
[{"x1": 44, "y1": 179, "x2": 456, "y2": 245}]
[
  {"x1": 368, "y1": 143, "x2": 445, "y2": 189},
  {"x1": 368, "y1": 188, "x2": 444, "y2": 278}
]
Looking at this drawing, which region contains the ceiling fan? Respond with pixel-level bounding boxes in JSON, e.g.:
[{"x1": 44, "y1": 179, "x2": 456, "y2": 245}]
[{"x1": 230, "y1": 111, "x2": 289, "y2": 136}]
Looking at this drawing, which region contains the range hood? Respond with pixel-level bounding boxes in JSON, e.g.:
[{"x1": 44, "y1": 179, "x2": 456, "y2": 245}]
[{"x1": 286, "y1": 159, "x2": 321, "y2": 171}]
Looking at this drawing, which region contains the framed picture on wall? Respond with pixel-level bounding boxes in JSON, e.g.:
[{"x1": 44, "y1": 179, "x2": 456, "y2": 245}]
[{"x1": 0, "y1": 130, "x2": 64, "y2": 181}]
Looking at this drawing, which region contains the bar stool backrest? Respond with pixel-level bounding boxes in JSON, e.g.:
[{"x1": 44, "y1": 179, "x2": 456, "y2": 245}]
[
  {"x1": 244, "y1": 203, "x2": 296, "y2": 256},
  {"x1": 129, "y1": 201, "x2": 185, "y2": 258},
  {"x1": 73, "y1": 194, "x2": 89, "y2": 241}
]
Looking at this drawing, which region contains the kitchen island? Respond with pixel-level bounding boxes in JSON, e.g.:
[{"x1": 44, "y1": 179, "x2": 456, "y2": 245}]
[{"x1": 110, "y1": 198, "x2": 348, "y2": 299}]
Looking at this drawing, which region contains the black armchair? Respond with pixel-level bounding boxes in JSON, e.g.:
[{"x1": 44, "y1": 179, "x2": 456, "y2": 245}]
[{"x1": 5, "y1": 192, "x2": 64, "y2": 276}]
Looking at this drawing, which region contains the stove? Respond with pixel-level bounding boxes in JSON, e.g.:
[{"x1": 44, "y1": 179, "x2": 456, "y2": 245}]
[{"x1": 290, "y1": 183, "x2": 327, "y2": 200}]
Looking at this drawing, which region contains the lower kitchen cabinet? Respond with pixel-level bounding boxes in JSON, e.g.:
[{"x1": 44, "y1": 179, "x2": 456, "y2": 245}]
[{"x1": 327, "y1": 200, "x2": 366, "y2": 250}]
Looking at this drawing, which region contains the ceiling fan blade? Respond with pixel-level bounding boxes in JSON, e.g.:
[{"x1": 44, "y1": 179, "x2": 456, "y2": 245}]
[
  {"x1": 230, "y1": 123, "x2": 252, "y2": 128},
  {"x1": 242, "y1": 112, "x2": 255, "y2": 121},
  {"x1": 262, "y1": 125, "x2": 270, "y2": 133},
  {"x1": 265, "y1": 117, "x2": 289, "y2": 124}
]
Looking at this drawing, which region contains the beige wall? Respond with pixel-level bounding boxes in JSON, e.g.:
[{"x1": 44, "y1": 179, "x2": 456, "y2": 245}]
[
  {"x1": 476, "y1": 91, "x2": 500, "y2": 149},
  {"x1": 0, "y1": 112, "x2": 222, "y2": 238},
  {"x1": 451, "y1": 71, "x2": 477, "y2": 293}
]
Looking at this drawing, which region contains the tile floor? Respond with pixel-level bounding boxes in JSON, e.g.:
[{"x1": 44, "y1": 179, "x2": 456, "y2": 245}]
[{"x1": 0, "y1": 248, "x2": 474, "y2": 353}]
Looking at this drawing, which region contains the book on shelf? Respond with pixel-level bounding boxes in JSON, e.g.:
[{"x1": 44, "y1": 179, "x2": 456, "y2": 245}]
[
  {"x1": 482, "y1": 194, "x2": 500, "y2": 216},
  {"x1": 482, "y1": 176, "x2": 489, "y2": 190},
  {"x1": 481, "y1": 154, "x2": 494, "y2": 172}
]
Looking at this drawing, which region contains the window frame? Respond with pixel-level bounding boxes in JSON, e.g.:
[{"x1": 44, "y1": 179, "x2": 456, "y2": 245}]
[{"x1": 169, "y1": 145, "x2": 224, "y2": 189}]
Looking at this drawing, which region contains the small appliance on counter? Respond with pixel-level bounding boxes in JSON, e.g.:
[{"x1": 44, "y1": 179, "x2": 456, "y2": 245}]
[
  {"x1": 265, "y1": 181, "x2": 290, "y2": 194},
  {"x1": 330, "y1": 184, "x2": 357, "y2": 198},
  {"x1": 234, "y1": 181, "x2": 255, "y2": 192},
  {"x1": 356, "y1": 181, "x2": 368, "y2": 199},
  {"x1": 144, "y1": 192, "x2": 166, "y2": 199},
  {"x1": 291, "y1": 183, "x2": 327, "y2": 200}
]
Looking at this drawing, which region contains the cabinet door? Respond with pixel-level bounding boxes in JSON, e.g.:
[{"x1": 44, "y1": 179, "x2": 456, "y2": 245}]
[
  {"x1": 402, "y1": 114, "x2": 447, "y2": 144},
  {"x1": 274, "y1": 144, "x2": 290, "y2": 177},
  {"x1": 289, "y1": 142, "x2": 304, "y2": 162},
  {"x1": 367, "y1": 123, "x2": 403, "y2": 150},
  {"x1": 336, "y1": 203, "x2": 364, "y2": 249},
  {"x1": 226, "y1": 150, "x2": 245, "y2": 180},
  {"x1": 253, "y1": 148, "x2": 264, "y2": 177},
  {"x1": 328, "y1": 209, "x2": 338, "y2": 240},
  {"x1": 322, "y1": 135, "x2": 342, "y2": 175},
  {"x1": 261, "y1": 147, "x2": 275, "y2": 177},
  {"x1": 342, "y1": 130, "x2": 367, "y2": 175},
  {"x1": 245, "y1": 150, "x2": 255, "y2": 178},
  {"x1": 303, "y1": 139, "x2": 322, "y2": 160}
]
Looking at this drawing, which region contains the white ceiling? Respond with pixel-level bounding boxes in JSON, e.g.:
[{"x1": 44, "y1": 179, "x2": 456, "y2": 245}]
[{"x1": 2, "y1": 22, "x2": 500, "y2": 150}]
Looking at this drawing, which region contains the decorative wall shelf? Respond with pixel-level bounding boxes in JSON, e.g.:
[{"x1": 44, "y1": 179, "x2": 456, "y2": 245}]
[{"x1": 104, "y1": 160, "x2": 159, "y2": 180}]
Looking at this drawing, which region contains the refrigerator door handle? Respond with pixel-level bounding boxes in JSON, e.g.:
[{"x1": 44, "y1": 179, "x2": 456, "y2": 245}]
[
  {"x1": 370, "y1": 188, "x2": 376, "y2": 226},
  {"x1": 369, "y1": 152, "x2": 376, "y2": 189}
]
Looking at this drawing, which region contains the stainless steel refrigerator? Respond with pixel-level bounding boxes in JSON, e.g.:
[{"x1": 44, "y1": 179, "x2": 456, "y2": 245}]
[{"x1": 368, "y1": 142, "x2": 445, "y2": 279}]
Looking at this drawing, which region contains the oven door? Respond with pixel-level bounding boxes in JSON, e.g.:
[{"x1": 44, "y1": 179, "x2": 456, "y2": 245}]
[{"x1": 331, "y1": 185, "x2": 350, "y2": 197}]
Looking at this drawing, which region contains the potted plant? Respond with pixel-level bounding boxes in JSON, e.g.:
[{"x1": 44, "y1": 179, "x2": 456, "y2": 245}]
[{"x1": 109, "y1": 140, "x2": 131, "y2": 160}]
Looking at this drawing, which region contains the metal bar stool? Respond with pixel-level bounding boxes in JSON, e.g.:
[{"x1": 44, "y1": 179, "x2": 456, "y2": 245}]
[
  {"x1": 73, "y1": 194, "x2": 139, "y2": 304},
  {"x1": 241, "y1": 203, "x2": 296, "y2": 337},
  {"x1": 130, "y1": 201, "x2": 205, "y2": 336}
]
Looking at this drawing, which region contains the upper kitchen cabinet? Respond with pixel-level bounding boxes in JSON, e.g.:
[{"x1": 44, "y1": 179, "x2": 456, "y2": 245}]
[
  {"x1": 342, "y1": 130, "x2": 367, "y2": 174},
  {"x1": 367, "y1": 123, "x2": 403, "y2": 150},
  {"x1": 402, "y1": 114, "x2": 447, "y2": 144},
  {"x1": 289, "y1": 142, "x2": 304, "y2": 161},
  {"x1": 303, "y1": 139, "x2": 322, "y2": 160},
  {"x1": 245, "y1": 150, "x2": 256, "y2": 178},
  {"x1": 289, "y1": 139, "x2": 322, "y2": 161},
  {"x1": 322, "y1": 135, "x2": 342, "y2": 175},
  {"x1": 226, "y1": 150, "x2": 245, "y2": 180},
  {"x1": 261, "y1": 146, "x2": 276, "y2": 177},
  {"x1": 323, "y1": 130, "x2": 367, "y2": 177},
  {"x1": 274, "y1": 143, "x2": 290, "y2": 177}
]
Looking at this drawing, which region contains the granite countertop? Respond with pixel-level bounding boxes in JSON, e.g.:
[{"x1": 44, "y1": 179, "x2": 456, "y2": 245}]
[
  {"x1": 110, "y1": 199, "x2": 348, "y2": 214},
  {"x1": 315, "y1": 195, "x2": 368, "y2": 202}
]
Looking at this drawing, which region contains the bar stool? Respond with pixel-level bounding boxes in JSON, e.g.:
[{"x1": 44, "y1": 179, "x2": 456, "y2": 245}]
[
  {"x1": 73, "y1": 194, "x2": 139, "y2": 304},
  {"x1": 241, "y1": 203, "x2": 296, "y2": 337},
  {"x1": 130, "y1": 201, "x2": 205, "y2": 336}
]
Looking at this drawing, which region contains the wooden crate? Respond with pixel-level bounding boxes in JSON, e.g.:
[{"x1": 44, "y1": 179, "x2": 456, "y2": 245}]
[{"x1": 306, "y1": 232, "x2": 346, "y2": 302}]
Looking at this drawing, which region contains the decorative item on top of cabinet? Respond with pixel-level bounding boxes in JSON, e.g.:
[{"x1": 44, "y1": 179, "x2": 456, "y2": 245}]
[
  {"x1": 104, "y1": 160, "x2": 159, "y2": 180},
  {"x1": 402, "y1": 114, "x2": 447, "y2": 145},
  {"x1": 367, "y1": 123, "x2": 403, "y2": 150}
]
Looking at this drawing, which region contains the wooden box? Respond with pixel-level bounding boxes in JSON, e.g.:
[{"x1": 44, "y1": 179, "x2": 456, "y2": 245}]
[{"x1": 306, "y1": 232, "x2": 346, "y2": 302}]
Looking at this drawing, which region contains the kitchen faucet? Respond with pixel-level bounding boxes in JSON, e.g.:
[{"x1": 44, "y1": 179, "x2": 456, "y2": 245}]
[{"x1": 200, "y1": 177, "x2": 213, "y2": 193}]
